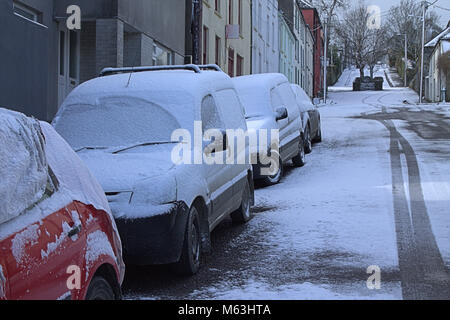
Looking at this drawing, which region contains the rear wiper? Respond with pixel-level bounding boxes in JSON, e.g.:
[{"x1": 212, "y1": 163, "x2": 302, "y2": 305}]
[{"x1": 112, "y1": 141, "x2": 178, "y2": 154}]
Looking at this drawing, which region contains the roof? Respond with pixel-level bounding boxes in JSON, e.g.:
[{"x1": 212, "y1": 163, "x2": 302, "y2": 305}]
[
  {"x1": 425, "y1": 26, "x2": 450, "y2": 48},
  {"x1": 232, "y1": 73, "x2": 288, "y2": 92}
]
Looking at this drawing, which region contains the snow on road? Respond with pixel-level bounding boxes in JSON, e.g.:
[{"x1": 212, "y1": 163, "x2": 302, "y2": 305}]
[{"x1": 123, "y1": 69, "x2": 450, "y2": 300}]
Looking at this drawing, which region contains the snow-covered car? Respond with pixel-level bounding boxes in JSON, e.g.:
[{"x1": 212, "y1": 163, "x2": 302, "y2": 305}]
[
  {"x1": 53, "y1": 65, "x2": 254, "y2": 275},
  {"x1": 233, "y1": 74, "x2": 305, "y2": 185},
  {"x1": 291, "y1": 84, "x2": 322, "y2": 152},
  {"x1": 0, "y1": 108, "x2": 124, "y2": 300}
]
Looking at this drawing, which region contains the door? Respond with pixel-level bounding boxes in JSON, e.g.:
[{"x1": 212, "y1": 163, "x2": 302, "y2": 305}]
[
  {"x1": 214, "y1": 88, "x2": 249, "y2": 211},
  {"x1": 2, "y1": 170, "x2": 86, "y2": 300},
  {"x1": 58, "y1": 23, "x2": 80, "y2": 107},
  {"x1": 201, "y1": 95, "x2": 233, "y2": 227}
]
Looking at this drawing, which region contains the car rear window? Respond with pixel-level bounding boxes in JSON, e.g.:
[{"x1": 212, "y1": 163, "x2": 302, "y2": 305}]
[{"x1": 0, "y1": 110, "x2": 48, "y2": 225}]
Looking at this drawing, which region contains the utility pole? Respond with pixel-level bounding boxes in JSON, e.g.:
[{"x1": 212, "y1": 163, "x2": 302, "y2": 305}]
[
  {"x1": 419, "y1": 1, "x2": 427, "y2": 103},
  {"x1": 323, "y1": 16, "x2": 328, "y2": 103},
  {"x1": 404, "y1": 33, "x2": 408, "y2": 87}
]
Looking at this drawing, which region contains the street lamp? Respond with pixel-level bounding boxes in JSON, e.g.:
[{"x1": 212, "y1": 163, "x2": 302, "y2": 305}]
[{"x1": 397, "y1": 33, "x2": 408, "y2": 87}]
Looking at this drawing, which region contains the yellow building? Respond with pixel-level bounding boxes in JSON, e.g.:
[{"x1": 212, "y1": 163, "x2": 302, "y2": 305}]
[{"x1": 202, "y1": 0, "x2": 251, "y2": 76}]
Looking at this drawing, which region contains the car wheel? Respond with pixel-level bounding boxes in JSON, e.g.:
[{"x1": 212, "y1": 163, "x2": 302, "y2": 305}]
[
  {"x1": 85, "y1": 276, "x2": 116, "y2": 300},
  {"x1": 292, "y1": 136, "x2": 306, "y2": 167},
  {"x1": 313, "y1": 120, "x2": 322, "y2": 143},
  {"x1": 231, "y1": 179, "x2": 252, "y2": 223},
  {"x1": 262, "y1": 156, "x2": 283, "y2": 185},
  {"x1": 304, "y1": 126, "x2": 312, "y2": 154},
  {"x1": 174, "y1": 206, "x2": 201, "y2": 276}
]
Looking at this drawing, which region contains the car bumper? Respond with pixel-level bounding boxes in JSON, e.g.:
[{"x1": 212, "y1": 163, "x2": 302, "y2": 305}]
[{"x1": 114, "y1": 201, "x2": 189, "y2": 266}]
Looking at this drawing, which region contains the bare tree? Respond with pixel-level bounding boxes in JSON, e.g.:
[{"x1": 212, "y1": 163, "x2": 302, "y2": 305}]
[
  {"x1": 335, "y1": 1, "x2": 373, "y2": 79},
  {"x1": 385, "y1": 0, "x2": 441, "y2": 66}
]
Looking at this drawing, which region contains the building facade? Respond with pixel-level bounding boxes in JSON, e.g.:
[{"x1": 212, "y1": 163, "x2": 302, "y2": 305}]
[
  {"x1": 278, "y1": 12, "x2": 295, "y2": 83},
  {"x1": 0, "y1": 0, "x2": 186, "y2": 121},
  {"x1": 425, "y1": 26, "x2": 450, "y2": 102},
  {"x1": 252, "y1": 0, "x2": 279, "y2": 74},
  {"x1": 202, "y1": 0, "x2": 251, "y2": 77},
  {"x1": 301, "y1": 7, "x2": 323, "y2": 98},
  {"x1": 278, "y1": 0, "x2": 314, "y2": 97}
]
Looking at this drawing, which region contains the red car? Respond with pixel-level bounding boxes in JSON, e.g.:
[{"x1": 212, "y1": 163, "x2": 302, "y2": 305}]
[{"x1": 0, "y1": 108, "x2": 125, "y2": 300}]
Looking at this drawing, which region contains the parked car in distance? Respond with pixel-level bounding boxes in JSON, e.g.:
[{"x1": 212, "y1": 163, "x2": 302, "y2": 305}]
[
  {"x1": 233, "y1": 73, "x2": 305, "y2": 185},
  {"x1": 53, "y1": 64, "x2": 254, "y2": 275},
  {"x1": 291, "y1": 84, "x2": 322, "y2": 152},
  {"x1": 0, "y1": 108, "x2": 124, "y2": 300}
]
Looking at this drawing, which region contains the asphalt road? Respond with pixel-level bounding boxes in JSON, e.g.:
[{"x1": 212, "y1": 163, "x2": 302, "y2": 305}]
[{"x1": 122, "y1": 88, "x2": 450, "y2": 300}]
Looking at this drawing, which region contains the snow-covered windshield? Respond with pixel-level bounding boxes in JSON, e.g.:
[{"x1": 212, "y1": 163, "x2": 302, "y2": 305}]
[
  {"x1": 234, "y1": 86, "x2": 271, "y2": 117},
  {"x1": 54, "y1": 96, "x2": 183, "y2": 150}
]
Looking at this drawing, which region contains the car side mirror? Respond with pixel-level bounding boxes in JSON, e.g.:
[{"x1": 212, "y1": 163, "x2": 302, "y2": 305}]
[
  {"x1": 204, "y1": 129, "x2": 228, "y2": 154},
  {"x1": 275, "y1": 107, "x2": 288, "y2": 121}
]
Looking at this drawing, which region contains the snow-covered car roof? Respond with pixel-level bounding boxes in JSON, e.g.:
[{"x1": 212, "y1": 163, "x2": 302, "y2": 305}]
[
  {"x1": 232, "y1": 73, "x2": 289, "y2": 116},
  {"x1": 233, "y1": 73, "x2": 288, "y2": 92},
  {"x1": 53, "y1": 70, "x2": 235, "y2": 147},
  {"x1": 291, "y1": 84, "x2": 314, "y2": 107}
]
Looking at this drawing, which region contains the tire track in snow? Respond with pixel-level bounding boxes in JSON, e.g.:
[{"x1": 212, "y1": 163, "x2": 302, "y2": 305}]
[{"x1": 358, "y1": 92, "x2": 450, "y2": 299}]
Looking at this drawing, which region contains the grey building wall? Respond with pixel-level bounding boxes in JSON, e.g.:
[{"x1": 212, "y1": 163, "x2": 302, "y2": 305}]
[
  {"x1": 0, "y1": 0, "x2": 58, "y2": 121},
  {"x1": 1, "y1": 0, "x2": 187, "y2": 121}
]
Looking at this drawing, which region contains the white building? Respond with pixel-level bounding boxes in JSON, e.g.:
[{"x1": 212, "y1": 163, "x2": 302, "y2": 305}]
[
  {"x1": 425, "y1": 25, "x2": 450, "y2": 102},
  {"x1": 202, "y1": 0, "x2": 252, "y2": 77},
  {"x1": 252, "y1": 0, "x2": 279, "y2": 74}
]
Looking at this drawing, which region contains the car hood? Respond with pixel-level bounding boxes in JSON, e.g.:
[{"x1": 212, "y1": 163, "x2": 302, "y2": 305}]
[{"x1": 79, "y1": 151, "x2": 176, "y2": 192}]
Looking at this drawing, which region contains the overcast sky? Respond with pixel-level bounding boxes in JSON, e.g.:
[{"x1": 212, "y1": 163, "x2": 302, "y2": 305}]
[{"x1": 346, "y1": 0, "x2": 450, "y2": 28}]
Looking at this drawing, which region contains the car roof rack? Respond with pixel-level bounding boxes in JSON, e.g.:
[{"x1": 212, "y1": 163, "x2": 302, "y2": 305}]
[
  {"x1": 99, "y1": 64, "x2": 202, "y2": 77},
  {"x1": 198, "y1": 64, "x2": 223, "y2": 72}
]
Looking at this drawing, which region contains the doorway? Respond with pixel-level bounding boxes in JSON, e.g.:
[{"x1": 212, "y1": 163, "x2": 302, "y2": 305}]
[{"x1": 58, "y1": 23, "x2": 80, "y2": 107}]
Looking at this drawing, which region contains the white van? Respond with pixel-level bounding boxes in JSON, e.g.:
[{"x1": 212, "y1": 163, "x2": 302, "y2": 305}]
[{"x1": 53, "y1": 65, "x2": 254, "y2": 275}]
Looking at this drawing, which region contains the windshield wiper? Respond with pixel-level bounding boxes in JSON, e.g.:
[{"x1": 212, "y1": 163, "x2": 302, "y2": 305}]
[
  {"x1": 75, "y1": 146, "x2": 109, "y2": 152},
  {"x1": 112, "y1": 141, "x2": 178, "y2": 154}
]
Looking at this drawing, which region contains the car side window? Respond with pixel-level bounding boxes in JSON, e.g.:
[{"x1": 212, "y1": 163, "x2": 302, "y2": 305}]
[
  {"x1": 270, "y1": 87, "x2": 283, "y2": 111},
  {"x1": 214, "y1": 89, "x2": 247, "y2": 130},
  {"x1": 201, "y1": 95, "x2": 224, "y2": 132}
]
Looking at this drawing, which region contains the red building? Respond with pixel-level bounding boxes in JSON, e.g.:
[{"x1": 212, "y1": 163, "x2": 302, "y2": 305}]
[{"x1": 301, "y1": 7, "x2": 324, "y2": 98}]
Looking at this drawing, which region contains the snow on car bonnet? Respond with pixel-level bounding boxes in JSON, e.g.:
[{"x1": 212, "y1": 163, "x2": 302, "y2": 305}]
[
  {"x1": 39, "y1": 121, "x2": 111, "y2": 214},
  {"x1": 0, "y1": 108, "x2": 48, "y2": 225}
]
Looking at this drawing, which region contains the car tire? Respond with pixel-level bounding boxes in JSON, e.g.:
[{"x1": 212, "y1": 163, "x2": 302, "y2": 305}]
[
  {"x1": 313, "y1": 120, "x2": 322, "y2": 143},
  {"x1": 231, "y1": 179, "x2": 252, "y2": 223},
  {"x1": 173, "y1": 206, "x2": 201, "y2": 276},
  {"x1": 262, "y1": 156, "x2": 283, "y2": 185},
  {"x1": 292, "y1": 136, "x2": 306, "y2": 167},
  {"x1": 85, "y1": 276, "x2": 116, "y2": 300},
  {"x1": 304, "y1": 126, "x2": 312, "y2": 154}
]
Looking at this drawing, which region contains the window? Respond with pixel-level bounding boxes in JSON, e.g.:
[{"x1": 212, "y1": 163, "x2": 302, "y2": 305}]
[
  {"x1": 215, "y1": 36, "x2": 221, "y2": 66},
  {"x1": 215, "y1": 0, "x2": 220, "y2": 13},
  {"x1": 238, "y1": 0, "x2": 242, "y2": 29},
  {"x1": 228, "y1": 48, "x2": 235, "y2": 77},
  {"x1": 153, "y1": 43, "x2": 173, "y2": 66},
  {"x1": 69, "y1": 31, "x2": 78, "y2": 79},
  {"x1": 236, "y1": 55, "x2": 243, "y2": 77},
  {"x1": 13, "y1": 1, "x2": 41, "y2": 23},
  {"x1": 201, "y1": 95, "x2": 224, "y2": 131},
  {"x1": 228, "y1": 0, "x2": 233, "y2": 24},
  {"x1": 203, "y1": 26, "x2": 209, "y2": 64},
  {"x1": 59, "y1": 31, "x2": 65, "y2": 76}
]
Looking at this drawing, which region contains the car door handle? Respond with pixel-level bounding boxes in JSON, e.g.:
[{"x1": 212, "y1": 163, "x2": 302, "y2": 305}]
[{"x1": 68, "y1": 225, "x2": 82, "y2": 238}]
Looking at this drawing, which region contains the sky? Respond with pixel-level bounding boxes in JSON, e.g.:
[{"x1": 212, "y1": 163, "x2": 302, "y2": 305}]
[{"x1": 347, "y1": 0, "x2": 450, "y2": 28}]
